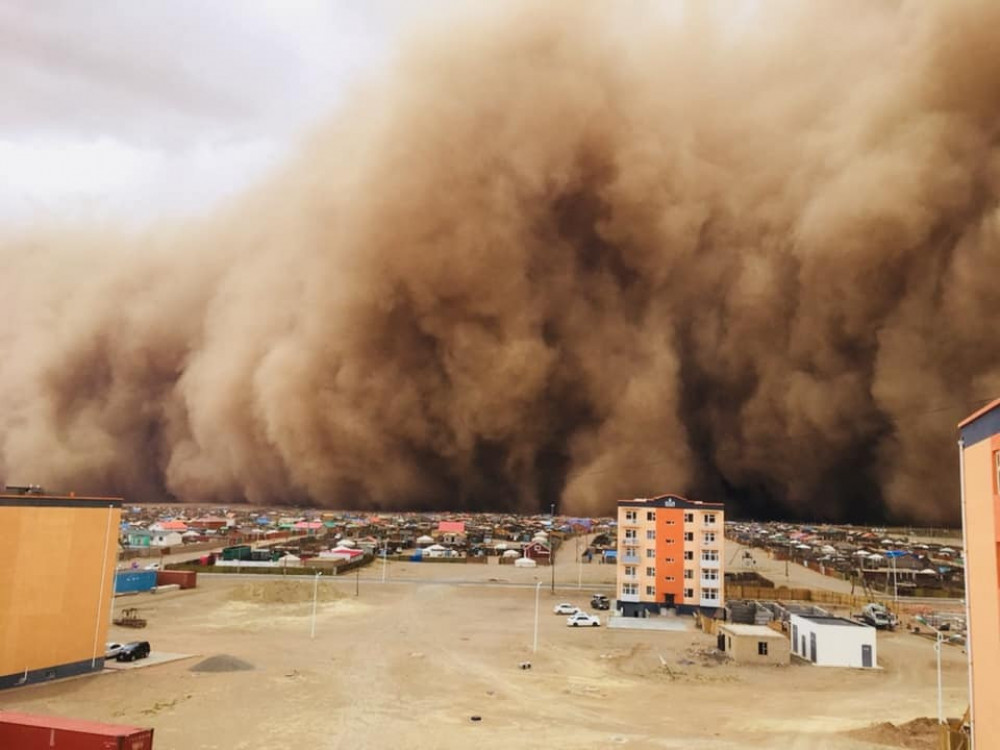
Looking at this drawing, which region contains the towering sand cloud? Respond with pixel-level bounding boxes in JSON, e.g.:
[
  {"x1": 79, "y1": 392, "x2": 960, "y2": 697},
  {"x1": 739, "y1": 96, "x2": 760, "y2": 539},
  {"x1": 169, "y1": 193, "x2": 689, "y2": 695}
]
[{"x1": 3, "y1": 1, "x2": 999, "y2": 522}]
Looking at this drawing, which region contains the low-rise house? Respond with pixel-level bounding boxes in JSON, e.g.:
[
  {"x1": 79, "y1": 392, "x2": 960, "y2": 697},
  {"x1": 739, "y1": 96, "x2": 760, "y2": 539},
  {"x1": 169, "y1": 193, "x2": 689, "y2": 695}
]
[
  {"x1": 718, "y1": 624, "x2": 789, "y2": 665},
  {"x1": 151, "y1": 530, "x2": 183, "y2": 547},
  {"x1": 125, "y1": 528, "x2": 151, "y2": 548},
  {"x1": 150, "y1": 520, "x2": 188, "y2": 533},
  {"x1": 790, "y1": 614, "x2": 877, "y2": 668}
]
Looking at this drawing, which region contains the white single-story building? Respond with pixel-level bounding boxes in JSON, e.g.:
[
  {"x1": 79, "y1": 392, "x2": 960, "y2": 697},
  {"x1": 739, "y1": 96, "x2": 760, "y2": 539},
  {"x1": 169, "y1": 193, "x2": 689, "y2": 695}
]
[
  {"x1": 150, "y1": 530, "x2": 184, "y2": 547},
  {"x1": 790, "y1": 613, "x2": 877, "y2": 668}
]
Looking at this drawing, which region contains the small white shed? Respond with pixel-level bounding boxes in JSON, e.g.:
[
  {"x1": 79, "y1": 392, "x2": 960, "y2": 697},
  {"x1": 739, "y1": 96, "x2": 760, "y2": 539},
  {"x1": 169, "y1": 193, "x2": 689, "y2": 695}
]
[{"x1": 790, "y1": 614, "x2": 877, "y2": 668}]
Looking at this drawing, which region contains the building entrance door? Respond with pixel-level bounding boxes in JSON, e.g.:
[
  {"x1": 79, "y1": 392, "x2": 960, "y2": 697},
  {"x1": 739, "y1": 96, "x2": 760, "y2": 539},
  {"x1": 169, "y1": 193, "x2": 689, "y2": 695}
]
[
  {"x1": 861, "y1": 644, "x2": 872, "y2": 668},
  {"x1": 810, "y1": 633, "x2": 817, "y2": 663}
]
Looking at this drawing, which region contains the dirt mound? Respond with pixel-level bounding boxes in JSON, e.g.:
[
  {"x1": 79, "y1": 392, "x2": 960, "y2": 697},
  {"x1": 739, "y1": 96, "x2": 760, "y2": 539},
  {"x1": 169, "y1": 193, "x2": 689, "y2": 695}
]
[
  {"x1": 846, "y1": 718, "x2": 939, "y2": 749},
  {"x1": 190, "y1": 655, "x2": 255, "y2": 673},
  {"x1": 228, "y1": 580, "x2": 345, "y2": 605}
]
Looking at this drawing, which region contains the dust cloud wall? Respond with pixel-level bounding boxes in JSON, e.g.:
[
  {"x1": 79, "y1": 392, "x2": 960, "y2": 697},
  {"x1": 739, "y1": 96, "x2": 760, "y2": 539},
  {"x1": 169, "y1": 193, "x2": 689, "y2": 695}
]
[{"x1": 2, "y1": 1, "x2": 999, "y2": 523}]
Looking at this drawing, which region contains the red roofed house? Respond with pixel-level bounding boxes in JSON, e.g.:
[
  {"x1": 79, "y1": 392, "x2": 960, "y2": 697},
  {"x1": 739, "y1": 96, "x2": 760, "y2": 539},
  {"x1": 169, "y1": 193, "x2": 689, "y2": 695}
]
[
  {"x1": 294, "y1": 521, "x2": 325, "y2": 536},
  {"x1": 436, "y1": 521, "x2": 467, "y2": 546},
  {"x1": 190, "y1": 516, "x2": 229, "y2": 531}
]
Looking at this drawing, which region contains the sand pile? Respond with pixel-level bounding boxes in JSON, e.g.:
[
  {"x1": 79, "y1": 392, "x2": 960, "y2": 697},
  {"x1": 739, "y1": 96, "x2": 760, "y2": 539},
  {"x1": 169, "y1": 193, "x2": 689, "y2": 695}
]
[
  {"x1": 190, "y1": 655, "x2": 255, "y2": 673},
  {"x1": 846, "y1": 718, "x2": 939, "y2": 749},
  {"x1": 228, "y1": 580, "x2": 345, "y2": 605}
]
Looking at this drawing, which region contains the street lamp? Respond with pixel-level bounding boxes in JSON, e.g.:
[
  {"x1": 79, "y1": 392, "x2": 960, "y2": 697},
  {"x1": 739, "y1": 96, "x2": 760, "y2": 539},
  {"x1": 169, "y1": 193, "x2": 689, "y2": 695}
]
[
  {"x1": 533, "y1": 581, "x2": 542, "y2": 653},
  {"x1": 577, "y1": 533, "x2": 582, "y2": 590},
  {"x1": 550, "y1": 503, "x2": 556, "y2": 594},
  {"x1": 381, "y1": 539, "x2": 388, "y2": 584},
  {"x1": 310, "y1": 571, "x2": 322, "y2": 639}
]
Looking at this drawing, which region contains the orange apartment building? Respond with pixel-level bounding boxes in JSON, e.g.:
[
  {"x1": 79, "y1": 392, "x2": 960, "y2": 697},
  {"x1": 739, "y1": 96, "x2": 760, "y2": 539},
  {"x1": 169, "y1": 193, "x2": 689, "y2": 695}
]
[
  {"x1": 0, "y1": 491, "x2": 122, "y2": 689},
  {"x1": 958, "y1": 401, "x2": 1000, "y2": 747},
  {"x1": 616, "y1": 493, "x2": 724, "y2": 617}
]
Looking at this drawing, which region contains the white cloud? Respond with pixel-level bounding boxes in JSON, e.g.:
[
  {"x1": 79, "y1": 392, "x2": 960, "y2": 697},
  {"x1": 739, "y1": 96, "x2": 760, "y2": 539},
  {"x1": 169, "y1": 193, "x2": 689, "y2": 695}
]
[{"x1": 0, "y1": 0, "x2": 403, "y2": 222}]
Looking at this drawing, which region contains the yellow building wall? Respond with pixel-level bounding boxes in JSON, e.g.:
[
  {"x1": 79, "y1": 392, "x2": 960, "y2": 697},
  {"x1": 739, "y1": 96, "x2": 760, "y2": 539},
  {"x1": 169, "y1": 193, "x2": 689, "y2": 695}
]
[
  {"x1": 961, "y1": 438, "x2": 1000, "y2": 747},
  {"x1": 0, "y1": 502, "x2": 121, "y2": 680}
]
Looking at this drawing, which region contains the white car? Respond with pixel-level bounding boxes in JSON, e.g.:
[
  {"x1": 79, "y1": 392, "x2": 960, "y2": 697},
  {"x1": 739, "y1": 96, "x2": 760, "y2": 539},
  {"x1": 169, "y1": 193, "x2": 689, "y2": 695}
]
[
  {"x1": 105, "y1": 642, "x2": 125, "y2": 660},
  {"x1": 553, "y1": 603, "x2": 579, "y2": 615},
  {"x1": 566, "y1": 612, "x2": 601, "y2": 627}
]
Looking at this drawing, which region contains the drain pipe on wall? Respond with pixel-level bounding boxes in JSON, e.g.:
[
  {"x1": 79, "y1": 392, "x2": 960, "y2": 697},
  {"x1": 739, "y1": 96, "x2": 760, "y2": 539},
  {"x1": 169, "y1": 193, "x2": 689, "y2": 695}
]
[{"x1": 957, "y1": 438, "x2": 975, "y2": 748}]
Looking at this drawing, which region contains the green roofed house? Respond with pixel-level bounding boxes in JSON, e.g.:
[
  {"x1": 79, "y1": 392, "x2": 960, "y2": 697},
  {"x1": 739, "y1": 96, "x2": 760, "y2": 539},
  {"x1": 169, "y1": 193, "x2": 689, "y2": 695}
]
[{"x1": 125, "y1": 528, "x2": 152, "y2": 548}]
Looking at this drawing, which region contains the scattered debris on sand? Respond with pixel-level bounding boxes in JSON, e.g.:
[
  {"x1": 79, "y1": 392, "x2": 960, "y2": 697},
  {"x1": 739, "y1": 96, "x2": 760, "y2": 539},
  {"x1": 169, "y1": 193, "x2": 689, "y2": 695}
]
[{"x1": 845, "y1": 717, "x2": 939, "y2": 749}]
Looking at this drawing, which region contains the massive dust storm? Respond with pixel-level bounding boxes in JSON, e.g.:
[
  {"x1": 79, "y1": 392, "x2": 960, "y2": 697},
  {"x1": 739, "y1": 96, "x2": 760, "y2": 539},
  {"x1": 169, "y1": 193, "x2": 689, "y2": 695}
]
[{"x1": 2, "y1": 1, "x2": 999, "y2": 523}]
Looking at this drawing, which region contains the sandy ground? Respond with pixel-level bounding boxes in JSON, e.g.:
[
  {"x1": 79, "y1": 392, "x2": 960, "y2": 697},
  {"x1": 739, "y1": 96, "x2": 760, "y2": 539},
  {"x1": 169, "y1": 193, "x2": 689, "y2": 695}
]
[{"x1": 0, "y1": 571, "x2": 968, "y2": 750}]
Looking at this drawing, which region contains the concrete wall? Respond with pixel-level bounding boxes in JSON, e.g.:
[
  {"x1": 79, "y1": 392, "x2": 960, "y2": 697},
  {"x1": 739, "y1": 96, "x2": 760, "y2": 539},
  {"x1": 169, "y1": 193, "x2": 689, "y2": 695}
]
[
  {"x1": 960, "y1": 434, "x2": 1000, "y2": 747},
  {"x1": 790, "y1": 615, "x2": 876, "y2": 668},
  {"x1": 0, "y1": 497, "x2": 121, "y2": 689}
]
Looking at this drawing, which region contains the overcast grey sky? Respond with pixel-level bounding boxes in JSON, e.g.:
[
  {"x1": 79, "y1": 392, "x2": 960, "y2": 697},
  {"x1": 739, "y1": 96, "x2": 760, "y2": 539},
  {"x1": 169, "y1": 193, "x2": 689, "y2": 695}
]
[{"x1": 0, "y1": 0, "x2": 415, "y2": 224}]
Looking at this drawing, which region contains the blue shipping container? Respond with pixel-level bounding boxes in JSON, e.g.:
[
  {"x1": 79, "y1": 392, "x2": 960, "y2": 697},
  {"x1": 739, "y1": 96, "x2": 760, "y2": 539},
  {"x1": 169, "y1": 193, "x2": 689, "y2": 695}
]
[{"x1": 115, "y1": 570, "x2": 157, "y2": 594}]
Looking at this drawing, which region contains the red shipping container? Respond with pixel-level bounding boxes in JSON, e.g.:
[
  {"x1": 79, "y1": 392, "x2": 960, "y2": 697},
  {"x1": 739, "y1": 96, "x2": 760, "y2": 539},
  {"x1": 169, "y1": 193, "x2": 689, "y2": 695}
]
[
  {"x1": 0, "y1": 711, "x2": 154, "y2": 749},
  {"x1": 155, "y1": 570, "x2": 197, "y2": 589}
]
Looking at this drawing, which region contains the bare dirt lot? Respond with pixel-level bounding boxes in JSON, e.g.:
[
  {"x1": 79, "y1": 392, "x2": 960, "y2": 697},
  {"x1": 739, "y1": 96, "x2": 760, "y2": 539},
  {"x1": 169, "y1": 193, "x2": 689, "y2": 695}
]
[{"x1": 0, "y1": 569, "x2": 969, "y2": 750}]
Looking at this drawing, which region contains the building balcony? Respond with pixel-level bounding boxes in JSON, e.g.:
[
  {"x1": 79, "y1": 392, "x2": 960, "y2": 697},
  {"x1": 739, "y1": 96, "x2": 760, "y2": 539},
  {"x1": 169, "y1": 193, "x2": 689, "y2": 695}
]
[
  {"x1": 701, "y1": 576, "x2": 720, "y2": 587},
  {"x1": 621, "y1": 553, "x2": 640, "y2": 564},
  {"x1": 618, "y1": 592, "x2": 640, "y2": 603},
  {"x1": 621, "y1": 573, "x2": 638, "y2": 582},
  {"x1": 700, "y1": 558, "x2": 721, "y2": 569},
  {"x1": 699, "y1": 596, "x2": 721, "y2": 608}
]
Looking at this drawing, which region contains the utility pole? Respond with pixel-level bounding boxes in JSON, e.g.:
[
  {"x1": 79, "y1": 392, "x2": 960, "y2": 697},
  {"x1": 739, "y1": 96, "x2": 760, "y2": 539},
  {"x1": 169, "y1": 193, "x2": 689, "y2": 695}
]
[
  {"x1": 533, "y1": 581, "x2": 542, "y2": 653},
  {"x1": 310, "y1": 571, "x2": 322, "y2": 639},
  {"x1": 550, "y1": 503, "x2": 556, "y2": 594}
]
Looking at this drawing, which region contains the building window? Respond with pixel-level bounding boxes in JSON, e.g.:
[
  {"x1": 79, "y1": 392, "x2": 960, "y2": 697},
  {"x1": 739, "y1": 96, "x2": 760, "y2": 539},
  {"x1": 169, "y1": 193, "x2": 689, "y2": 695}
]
[
  {"x1": 646, "y1": 548, "x2": 656, "y2": 558},
  {"x1": 665, "y1": 557, "x2": 675, "y2": 563},
  {"x1": 646, "y1": 566, "x2": 656, "y2": 577},
  {"x1": 704, "y1": 532, "x2": 716, "y2": 544},
  {"x1": 646, "y1": 511, "x2": 656, "y2": 521},
  {"x1": 646, "y1": 585, "x2": 656, "y2": 596},
  {"x1": 703, "y1": 570, "x2": 718, "y2": 581},
  {"x1": 664, "y1": 537, "x2": 675, "y2": 545},
  {"x1": 625, "y1": 510, "x2": 637, "y2": 522},
  {"x1": 625, "y1": 529, "x2": 636, "y2": 540},
  {"x1": 704, "y1": 514, "x2": 716, "y2": 525},
  {"x1": 622, "y1": 583, "x2": 637, "y2": 595},
  {"x1": 684, "y1": 569, "x2": 693, "y2": 579},
  {"x1": 703, "y1": 588, "x2": 719, "y2": 600},
  {"x1": 646, "y1": 530, "x2": 656, "y2": 541},
  {"x1": 684, "y1": 551, "x2": 694, "y2": 561},
  {"x1": 758, "y1": 641, "x2": 768, "y2": 656},
  {"x1": 702, "y1": 550, "x2": 719, "y2": 562},
  {"x1": 666, "y1": 520, "x2": 676, "y2": 525},
  {"x1": 665, "y1": 576, "x2": 675, "y2": 582},
  {"x1": 684, "y1": 513, "x2": 694, "y2": 523},
  {"x1": 684, "y1": 588, "x2": 695, "y2": 599},
  {"x1": 684, "y1": 532, "x2": 694, "y2": 542},
  {"x1": 625, "y1": 566, "x2": 636, "y2": 577}
]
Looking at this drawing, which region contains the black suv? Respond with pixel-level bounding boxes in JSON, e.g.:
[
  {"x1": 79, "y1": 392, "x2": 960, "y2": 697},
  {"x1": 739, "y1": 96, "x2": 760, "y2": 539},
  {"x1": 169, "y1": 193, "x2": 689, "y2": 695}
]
[
  {"x1": 590, "y1": 594, "x2": 610, "y2": 610},
  {"x1": 116, "y1": 641, "x2": 151, "y2": 662}
]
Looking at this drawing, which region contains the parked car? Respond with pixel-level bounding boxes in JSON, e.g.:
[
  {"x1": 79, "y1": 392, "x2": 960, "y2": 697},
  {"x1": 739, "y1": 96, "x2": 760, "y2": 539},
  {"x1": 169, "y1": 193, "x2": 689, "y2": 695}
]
[
  {"x1": 116, "y1": 641, "x2": 151, "y2": 662},
  {"x1": 553, "y1": 603, "x2": 579, "y2": 615},
  {"x1": 566, "y1": 612, "x2": 601, "y2": 627},
  {"x1": 105, "y1": 642, "x2": 124, "y2": 660},
  {"x1": 590, "y1": 594, "x2": 610, "y2": 610}
]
